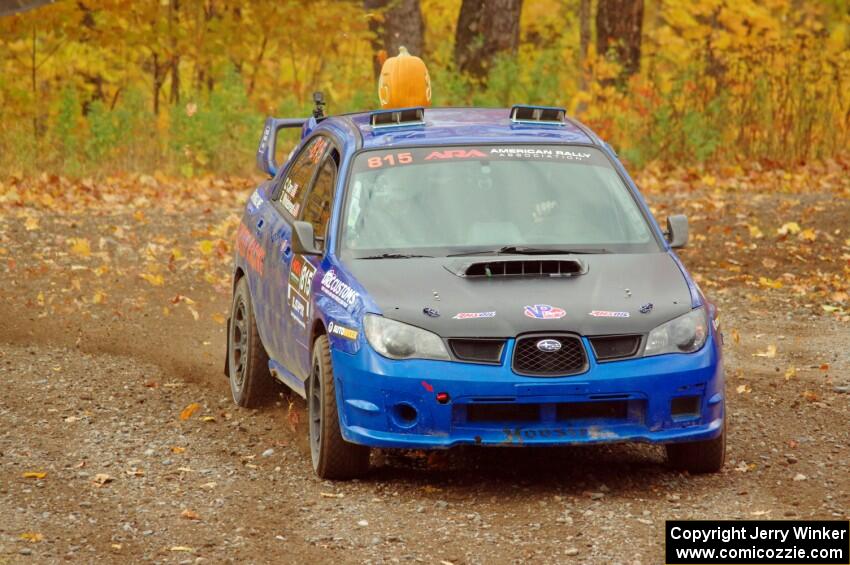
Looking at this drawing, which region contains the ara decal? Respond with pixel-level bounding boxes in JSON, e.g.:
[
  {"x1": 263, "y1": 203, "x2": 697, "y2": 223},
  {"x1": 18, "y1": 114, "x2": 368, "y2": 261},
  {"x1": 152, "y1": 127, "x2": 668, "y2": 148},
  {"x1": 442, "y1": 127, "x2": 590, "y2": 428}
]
[
  {"x1": 236, "y1": 222, "x2": 266, "y2": 275},
  {"x1": 588, "y1": 310, "x2": 630, "y2": 318},
  {"x1": 424, "y1": 149, "x2": 487, "y2": 161},
  {"x1": 523, "y1": 304, "x2": 566, "y2": 320},
  {"x1": 328, "y1": 321, "x2": 358, "y2": 341},
  {"x1": 640, "y1": 303, "x2": 654, "y2": 314},
  {"x1": 453, "y1": 311, "x2": 496, "y2": 320},
  {"x1": 422, "y1": 307, "x2": 440, "y2": 318}
]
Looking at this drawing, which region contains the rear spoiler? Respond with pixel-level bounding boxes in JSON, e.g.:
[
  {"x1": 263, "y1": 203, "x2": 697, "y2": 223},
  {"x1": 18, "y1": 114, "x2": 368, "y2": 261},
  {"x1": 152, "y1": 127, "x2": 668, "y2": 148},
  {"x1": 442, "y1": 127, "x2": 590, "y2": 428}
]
[
  {"x1": 257, "y1": 92, "x2": 327, "y2": 177},
  {"x1": 256, "y1": 117, "x2": 308, "y2": 177}
]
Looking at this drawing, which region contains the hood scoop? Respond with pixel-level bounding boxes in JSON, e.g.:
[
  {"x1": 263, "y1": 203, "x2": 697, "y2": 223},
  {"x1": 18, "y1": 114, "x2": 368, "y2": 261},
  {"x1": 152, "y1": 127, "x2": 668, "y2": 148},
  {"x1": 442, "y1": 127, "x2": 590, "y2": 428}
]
[{"x1": 446, "y1": 258, "x2": 588, "y2": 279}]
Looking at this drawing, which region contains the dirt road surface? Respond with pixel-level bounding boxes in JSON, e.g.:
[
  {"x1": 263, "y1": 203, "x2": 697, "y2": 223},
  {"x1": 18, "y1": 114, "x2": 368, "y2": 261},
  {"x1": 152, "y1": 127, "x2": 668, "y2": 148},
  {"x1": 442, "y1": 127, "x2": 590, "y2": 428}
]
[{"x1": 1, "y1": 171, "x2": 848, "y2": 563}]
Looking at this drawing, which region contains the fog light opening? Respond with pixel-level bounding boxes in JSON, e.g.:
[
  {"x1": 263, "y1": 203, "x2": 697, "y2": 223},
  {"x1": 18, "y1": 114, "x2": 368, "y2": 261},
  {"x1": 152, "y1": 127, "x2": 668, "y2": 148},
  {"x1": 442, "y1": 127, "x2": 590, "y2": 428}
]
[{"x1": 393, "y1": 402, "x2": 419, "y2": 427}]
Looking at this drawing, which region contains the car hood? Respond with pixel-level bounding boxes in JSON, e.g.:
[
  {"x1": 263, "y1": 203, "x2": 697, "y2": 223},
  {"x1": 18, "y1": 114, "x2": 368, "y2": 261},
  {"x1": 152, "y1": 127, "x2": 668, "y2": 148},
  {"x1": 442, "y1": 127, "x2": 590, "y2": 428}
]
[{"x1": 346, "y1": 253, "x2": 694, "y2": 338}]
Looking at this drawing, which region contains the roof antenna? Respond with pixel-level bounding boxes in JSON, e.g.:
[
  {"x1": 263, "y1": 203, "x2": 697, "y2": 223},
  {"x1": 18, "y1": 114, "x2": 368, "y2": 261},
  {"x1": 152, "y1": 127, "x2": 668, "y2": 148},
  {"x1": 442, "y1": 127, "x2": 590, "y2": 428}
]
[{"x1": 312, "y1": 91, "x2": 326, "y2": 119}]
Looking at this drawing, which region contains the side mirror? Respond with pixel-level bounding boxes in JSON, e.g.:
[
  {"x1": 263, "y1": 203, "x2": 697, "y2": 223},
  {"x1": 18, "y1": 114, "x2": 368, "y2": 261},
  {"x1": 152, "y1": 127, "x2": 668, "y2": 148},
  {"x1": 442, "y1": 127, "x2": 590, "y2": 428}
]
[
  {"x1": 291, "y1": 221, "x2": 322, "y2": 256},
  {"x1": 666, "y1": 214, "x2": 689, "y2": 248}
]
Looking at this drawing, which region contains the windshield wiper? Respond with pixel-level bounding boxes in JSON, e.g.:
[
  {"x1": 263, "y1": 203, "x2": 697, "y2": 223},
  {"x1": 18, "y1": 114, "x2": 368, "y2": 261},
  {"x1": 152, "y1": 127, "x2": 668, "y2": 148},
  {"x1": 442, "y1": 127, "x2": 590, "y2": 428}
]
[
  {"x1": 447, "y1": 245, "x2": 609, "y2": 257},
  {"x1": 358, "y1": 252, "x2": 434, "y2": 259}
]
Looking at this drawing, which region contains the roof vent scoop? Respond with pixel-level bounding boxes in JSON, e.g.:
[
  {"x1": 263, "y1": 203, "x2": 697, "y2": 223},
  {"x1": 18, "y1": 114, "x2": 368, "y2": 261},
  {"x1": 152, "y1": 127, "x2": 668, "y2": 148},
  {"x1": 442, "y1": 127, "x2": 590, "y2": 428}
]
[
  {"x1": 446, "y1": 258, "x2": 588, "y2": 278},
  {"x1": 510, "y1": 105, "x2": 566, "y2": 125},
  {"x1": 370, "y1": 107, "x2": 425, "y2": 128}
]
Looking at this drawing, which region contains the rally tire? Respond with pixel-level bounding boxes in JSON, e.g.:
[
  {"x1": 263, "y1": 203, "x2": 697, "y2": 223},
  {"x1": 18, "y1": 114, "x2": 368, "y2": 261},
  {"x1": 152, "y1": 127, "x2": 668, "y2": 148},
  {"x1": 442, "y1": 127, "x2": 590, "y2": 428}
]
[
  {"x1": 228, "y1": 277, "x2": 275, "y2": 408},
  {"x1": 309, "y1": 335, "x2": 370, "y2": 480},
  {"x1": 666, "y1": 422, "x2": 726, "y2": 474}
]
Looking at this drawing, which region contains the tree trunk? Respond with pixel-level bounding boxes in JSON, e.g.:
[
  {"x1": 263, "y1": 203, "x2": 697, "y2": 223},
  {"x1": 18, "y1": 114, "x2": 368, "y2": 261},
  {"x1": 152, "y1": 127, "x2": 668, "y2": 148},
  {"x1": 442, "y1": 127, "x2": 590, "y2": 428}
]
[
  {"x1": 364, "y1": 0, "x2": 425, "y2": 79},
  {"x1": 169, "y1": 0, "x2": 180, "y2": 105},
  {"x1": 595, "y1": 0, "x2": 644, "y2": 84},
  {"x1": 578, "y1": 0, "x2": 591, "y2": 96},
  {"x1": 454, "y1": 0, "x2": 523, "y2": 80}
]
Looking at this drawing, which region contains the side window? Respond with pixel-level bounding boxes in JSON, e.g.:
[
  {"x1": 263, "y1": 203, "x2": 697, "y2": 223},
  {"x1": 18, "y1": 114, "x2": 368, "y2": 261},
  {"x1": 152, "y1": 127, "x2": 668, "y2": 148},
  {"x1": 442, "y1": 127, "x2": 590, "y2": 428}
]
[
  {"x1": 275, "y1": 136, "x2": 329, "y2": 218},
  {"x1": 302, "y1": 155, "x2": 337, "y2": 248}
]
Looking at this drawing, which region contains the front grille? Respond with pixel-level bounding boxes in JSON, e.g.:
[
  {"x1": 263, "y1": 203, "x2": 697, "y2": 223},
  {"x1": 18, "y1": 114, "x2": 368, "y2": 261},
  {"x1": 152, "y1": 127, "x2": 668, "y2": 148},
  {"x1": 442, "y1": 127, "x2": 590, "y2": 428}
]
[
  {"x1": 589, "y1": 335, "x2": 642, "y2": 361},
  {"x1": 512, "y1": 334, "x2": 588, "y2": 377},
  {"x1": 448, "y1": 339, "x2": 505, "y2": 364}
]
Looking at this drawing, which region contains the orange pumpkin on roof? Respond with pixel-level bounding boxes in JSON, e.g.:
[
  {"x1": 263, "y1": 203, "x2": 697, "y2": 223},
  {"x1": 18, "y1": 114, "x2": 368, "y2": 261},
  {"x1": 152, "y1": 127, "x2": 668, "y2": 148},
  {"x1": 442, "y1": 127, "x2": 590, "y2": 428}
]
[{"x1": 377, "y1": 46, "x2": 432, "y2": 109}]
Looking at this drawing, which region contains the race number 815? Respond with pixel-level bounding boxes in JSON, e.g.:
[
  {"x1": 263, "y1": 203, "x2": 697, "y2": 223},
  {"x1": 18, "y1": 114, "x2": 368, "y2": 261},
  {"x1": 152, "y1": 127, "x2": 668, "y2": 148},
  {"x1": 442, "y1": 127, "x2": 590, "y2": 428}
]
[{"x1": 367, "y1": 152, "x2": 413, "y2": 169}]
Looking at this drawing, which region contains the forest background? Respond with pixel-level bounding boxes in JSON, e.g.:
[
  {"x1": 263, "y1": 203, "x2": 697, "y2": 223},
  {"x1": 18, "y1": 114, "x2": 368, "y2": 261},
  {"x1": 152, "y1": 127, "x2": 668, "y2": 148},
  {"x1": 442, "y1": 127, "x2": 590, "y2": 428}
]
[{"x1": 1, "y1": 0, "x2": 848, "y2": 179}]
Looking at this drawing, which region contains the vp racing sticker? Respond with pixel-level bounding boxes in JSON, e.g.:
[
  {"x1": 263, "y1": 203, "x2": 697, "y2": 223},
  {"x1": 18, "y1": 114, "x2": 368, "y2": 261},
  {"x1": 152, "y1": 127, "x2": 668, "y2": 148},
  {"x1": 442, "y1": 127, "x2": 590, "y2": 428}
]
[
  {"x1": 321, "y1": 269, "x2": 360, "y2": 310},
  {"x1": 523, "y1": 304, "x2": 566, "y2": 320}
]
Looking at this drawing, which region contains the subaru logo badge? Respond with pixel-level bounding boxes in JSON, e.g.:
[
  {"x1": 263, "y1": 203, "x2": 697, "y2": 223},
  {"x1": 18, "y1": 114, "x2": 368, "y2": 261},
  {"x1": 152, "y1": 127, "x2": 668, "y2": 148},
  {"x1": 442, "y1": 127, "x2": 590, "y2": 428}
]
[{"x1": 536, "y1": 339, "x2": 562, "y2": 353}]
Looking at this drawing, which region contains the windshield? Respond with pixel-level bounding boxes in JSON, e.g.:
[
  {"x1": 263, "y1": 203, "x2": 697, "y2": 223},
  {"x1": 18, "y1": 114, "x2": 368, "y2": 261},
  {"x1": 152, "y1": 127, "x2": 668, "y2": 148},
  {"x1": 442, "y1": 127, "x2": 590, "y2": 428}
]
[{"x1": 340, "y1": 145, "x2": 659, "y2": 258}]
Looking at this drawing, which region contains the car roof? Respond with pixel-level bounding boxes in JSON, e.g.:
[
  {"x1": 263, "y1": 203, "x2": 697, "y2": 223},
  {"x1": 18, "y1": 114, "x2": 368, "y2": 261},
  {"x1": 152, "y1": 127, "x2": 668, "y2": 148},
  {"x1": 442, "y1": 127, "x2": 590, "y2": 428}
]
[{"x1": 335, "y1": 107, "x2": 597, "y2": 150}]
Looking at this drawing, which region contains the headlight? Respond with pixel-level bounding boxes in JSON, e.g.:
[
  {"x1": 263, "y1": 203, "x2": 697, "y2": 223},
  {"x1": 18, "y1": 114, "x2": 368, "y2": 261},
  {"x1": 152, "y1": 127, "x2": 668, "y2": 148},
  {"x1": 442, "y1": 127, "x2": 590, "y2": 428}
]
[
  {"x1": 363, "y1": 314, "x2": 451, "y2": 361},
  {"x1": 644, "y1": 307, "x2": 708, "y2": 356}
]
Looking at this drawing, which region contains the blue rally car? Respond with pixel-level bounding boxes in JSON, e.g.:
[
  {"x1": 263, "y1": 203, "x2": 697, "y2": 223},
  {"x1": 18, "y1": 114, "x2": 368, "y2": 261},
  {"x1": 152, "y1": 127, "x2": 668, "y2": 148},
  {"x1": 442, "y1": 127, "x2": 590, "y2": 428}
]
[{"x1": 226, "y1": 101, "x2": 725, "y2": 479}]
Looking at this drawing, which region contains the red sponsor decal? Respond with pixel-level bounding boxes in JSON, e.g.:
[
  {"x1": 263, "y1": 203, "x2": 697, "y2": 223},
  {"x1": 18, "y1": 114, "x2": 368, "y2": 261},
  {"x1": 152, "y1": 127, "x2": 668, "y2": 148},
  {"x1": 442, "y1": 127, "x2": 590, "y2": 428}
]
[
  {"x1": 421, "y1": 380, "x2": 434, "y2": 392},
  {"x1": 236, "y1": 223, "x2": 266, "y2": 275},
  {"x1": 424, "y1": 149, "x2": 487, "y2": 160}
]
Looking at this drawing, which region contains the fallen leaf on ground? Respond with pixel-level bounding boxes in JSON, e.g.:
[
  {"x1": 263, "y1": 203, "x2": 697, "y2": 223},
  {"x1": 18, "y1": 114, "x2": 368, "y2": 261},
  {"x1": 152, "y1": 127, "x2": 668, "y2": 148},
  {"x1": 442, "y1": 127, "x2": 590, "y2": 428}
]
[
  {"x1": 22, "y1": 471, "x2": 47, "y2": 479},
  {"x1": 139, "y1": 273, "x2": 164, "y2": 287},
  {"x1": 170, "y1": 546, "x2": 194, "y2": 552},
  {"x1": 777, "y1": 222, "x2": 801, "y2": 236},
  {"x1": 753, "y1": 344, "x2": 777, "y2": 358},
  {"x1": 320, "y1": 492, "x2": 344, "y2": 498},
  {"x1": 736, "y1": 384, "x2": 752, "y2": 394},
  {"x1": 93, "y1": 473, "x2": 113, "y2": 486},
  {"x1": 24, "y1": 216, "x2": 39, "y2": 231},
  {"x1": 784, "y1": 367, "x2": 797, "y2": 380},
  {"x1": 758, "y1": 277, "x2": 783, "y2": 289},
  {"x1": 801, "y1": 390, "x2": 819, "y2": 402},
  {"x1": 69, "y1": 238, "x2": 92, "y2": 257},
  {"x1": 819, "y1": 363, "x2": 829, "y2": 371},
  {"x1": 179, "y1": 402, "x2": 201, "y2": 420},
  {"x1": 798, "y1": 228, "x2": 816, "y2": 241},
  {"x1": 170, "y1": 446, "x2": 186, "y2": 454},
  {"x1": 181, "y1": 509, "x2": 201, "y2": 520}
]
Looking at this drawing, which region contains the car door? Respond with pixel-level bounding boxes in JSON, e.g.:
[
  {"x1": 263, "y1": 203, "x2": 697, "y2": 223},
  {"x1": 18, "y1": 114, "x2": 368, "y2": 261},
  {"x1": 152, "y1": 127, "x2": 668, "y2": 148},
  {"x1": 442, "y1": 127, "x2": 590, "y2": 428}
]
[
  {"x1": 287, "y1": 149, "x2": 340, "y2": 379},
  {"x1": 265, "y1": 136, "x2": 330, "y2": 372}
]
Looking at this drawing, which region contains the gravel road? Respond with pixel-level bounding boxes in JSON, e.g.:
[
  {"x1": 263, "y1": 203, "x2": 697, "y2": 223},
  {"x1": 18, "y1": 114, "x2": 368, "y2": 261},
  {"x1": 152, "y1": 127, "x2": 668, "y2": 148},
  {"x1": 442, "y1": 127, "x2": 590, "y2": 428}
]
[{"x1": 1, "y1": 179, "x2": 848, "y2": 563}]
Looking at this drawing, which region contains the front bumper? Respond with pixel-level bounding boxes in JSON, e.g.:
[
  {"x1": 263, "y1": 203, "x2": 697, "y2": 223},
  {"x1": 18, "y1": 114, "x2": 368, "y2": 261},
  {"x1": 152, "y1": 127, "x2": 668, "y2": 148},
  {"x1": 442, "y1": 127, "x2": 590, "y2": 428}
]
[{"x1": 331, "y1": 335, "x2": 724, "y2": 449}]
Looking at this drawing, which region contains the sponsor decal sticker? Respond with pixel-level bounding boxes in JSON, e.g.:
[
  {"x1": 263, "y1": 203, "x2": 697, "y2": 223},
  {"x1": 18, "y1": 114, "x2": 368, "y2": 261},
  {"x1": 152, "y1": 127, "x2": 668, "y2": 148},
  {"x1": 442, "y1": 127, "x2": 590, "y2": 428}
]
[
  {"x1": 639, "y1": 303, "x2": 654, "y2": 314},
  {"x1": 523, "y1": 304, "x2": 566, "y2": 319},
  {"x1": 249, "y1": 190, "x2": 263, "y2": 210},
  {"x1": 453, "y1": 311, "x2": 496, "y2": 320},
  {"x1": 328, "y1": 321, "x2": 358, "y2": 341},
  {"x1": 321, "y1": 269, "x2": 360, "y2": 310},
  {"x1": 424, "y1": 149, "x2": 487, "y2": 161},
  {"x1": 422, "y1": 307, "x2": 440, "y2": 318},
  {"x1": 588, "y1": 310, "x2": 630, "y2": 318},
  {"x1": 489, "y1": 147, "x2": 592, "y2": 161},
  {"x1": 235, "y1": 222, "x2": 266, "y2": 275},
  {"x1": 287, "y1": 256, "x2": 317, "y2": 326}
]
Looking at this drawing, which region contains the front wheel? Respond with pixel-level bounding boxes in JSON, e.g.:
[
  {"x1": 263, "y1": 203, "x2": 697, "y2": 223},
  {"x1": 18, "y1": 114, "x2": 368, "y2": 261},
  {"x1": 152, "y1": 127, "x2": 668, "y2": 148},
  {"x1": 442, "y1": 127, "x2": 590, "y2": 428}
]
[
  {"x1": 666, "y1": 422, "x2": 726, "y2": 474},
  {"x1": 309, "y1": 335, "x2": 370, "y2": 479}
]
